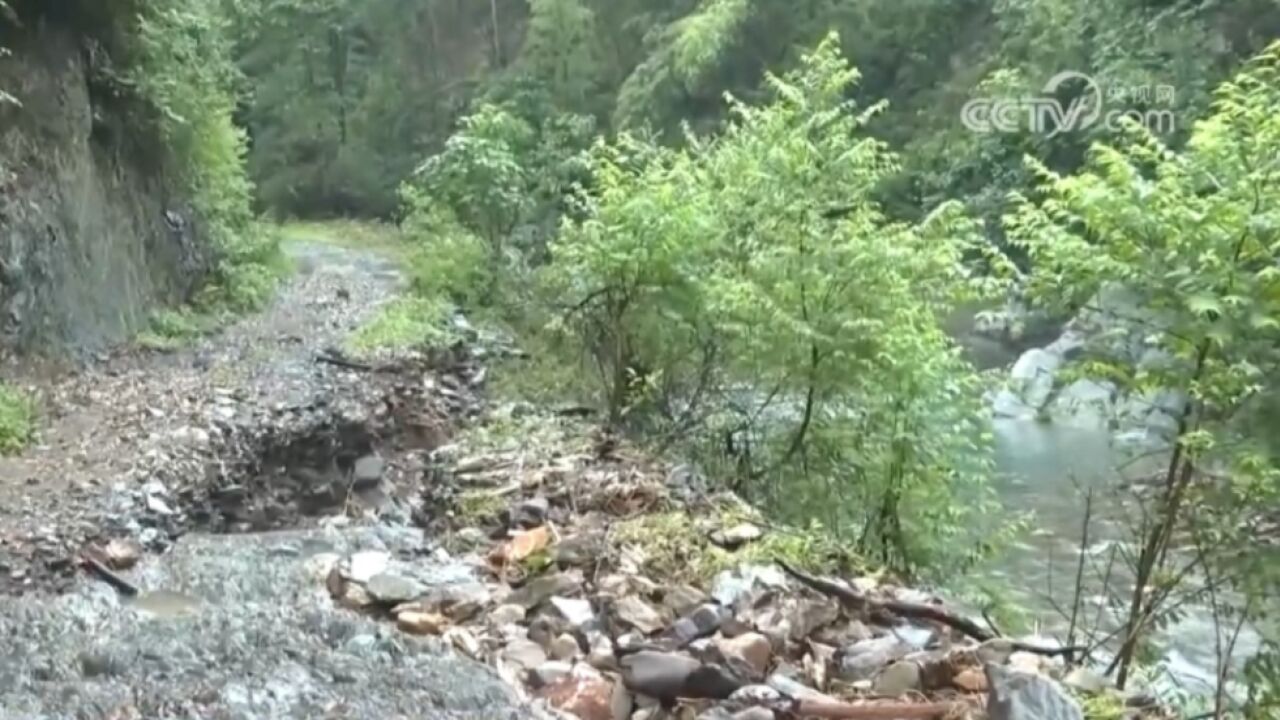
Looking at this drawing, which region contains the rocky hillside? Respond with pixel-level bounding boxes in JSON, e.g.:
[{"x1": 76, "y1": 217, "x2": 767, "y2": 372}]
[{"x1": 0, "y1": 3, "x2": 210, "y2": 354}]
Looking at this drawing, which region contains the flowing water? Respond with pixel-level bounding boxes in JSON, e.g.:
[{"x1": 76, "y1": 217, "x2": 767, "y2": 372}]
[{"x1": 987, "y1": 417, "x2": 1265, "y2": 695}]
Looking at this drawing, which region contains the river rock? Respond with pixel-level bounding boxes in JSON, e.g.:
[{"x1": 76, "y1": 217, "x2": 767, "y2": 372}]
[
  {"x1": 397, "y1": 611, "x2": 448, "y2": 636},
  {"x1": 337, "y1": 580, "x2": 376, "y2": 609},
  {"x1": 710, "y1": 565, "x2": 788, "y2": 609},
  {"x1": 986, "y1": 664, "x2": 1084, "y2": 720},
  {"x1": 587, "y1": 632, "x2": 619, "y2": 671},
  {"x1": 536, "y1": 673, "x2": 620, "y2": 720},
  {"x1": 977, "y1": 638, "x2": 1017, "y2": 666},
  {"x1": 103, "y1": 539, "x2": 142, "y2": 569},
  {"x1": 620, "y1": 651, "x2": 700, "y2": 699},
  {"x1": 766, "y1": 673, "x2": 834, "y2": 703},
  {"x1": 835, "y1": 636, "x2": 909, "y2": 681},
  {"x1": 714, "y1": 633, "x2": 771, "y2": 679},
  {"x1": 528, "y1": 660, "x2": 573, "y2": 688},
  {"x1": 345, "y1": 550, "x2": 391, "y2": 583},
  {"x1": 509, "y1": 496, "x2": 550, "y2": 529},
  {"x1": 549, "y1": 633, "x2": 582, "y2": 660},
  {"x1": 615, "y1": 595, "x2": 664, "y2": 635},
  {"x1": 872, "y1": 660, "x2": 922, "y2": 696},
  {"x1": 549, "y1": 596, "x2": 596, "y2": 629},
  {"x1": 665, "y1": 603, "x2": 729, "y2": 646},
  {"x1": 490, "y1": 603, "x2": 526, "y2": 627},
  {"x1": 1062, "y1": 666, "x2": 1109, "y2": 694},
  {"x1": 1049, "y1": 379, "x2": 1116, "y2": 429},
  {"x1": 501, "y1": 638, "x2": 548, "y2": 672},
  {"x1": 1008, "y1": 348, "x2": 1062, "y2": 411},
  {"x1": 709, "y1": 523, "x2": 764, "y2": 549},
  {"x1": 365, "y1": 572, "x2": 426, "y2": 604},
  {"x1": 662, "y1": 585, "x2": 708, "y2": 616},
  {"x1": 352, "y1": 454, "x2": 385, "y2": 490},
  {"x1": 509, "y1": 572, "x2": 580, "y2": 609},
  {"x1": 554, "y1": 531, "x2": 606, "y2": 567}
]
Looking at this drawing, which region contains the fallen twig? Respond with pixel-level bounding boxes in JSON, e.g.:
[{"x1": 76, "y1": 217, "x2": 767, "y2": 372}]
[
  {"x1": 316, "y1": 352, "x2": 378, "y2": 372},
  {"x1": 777, "y1": 560, "x2": 1084, "y2": 659},
  {"x1": 796, "y1": 699, "x2": 963, "y2": 719},
  {"x1": 80, "y1": 552, "x2": 139, "y2": 596}
]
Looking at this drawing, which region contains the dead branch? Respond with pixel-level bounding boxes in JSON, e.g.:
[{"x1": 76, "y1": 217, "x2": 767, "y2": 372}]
[
  {"x1": 796, "y1": 699, "x2": 963, "y2": 719},
  {"x1": 315, "y1": 351, "x2": 376, "y2": 371},
  {"x1": 79, "y1": 553, "x2": 139, "y2": 596},
  {"x1": 777, "y1": 560, "x2": 1084, "y2": 659}
]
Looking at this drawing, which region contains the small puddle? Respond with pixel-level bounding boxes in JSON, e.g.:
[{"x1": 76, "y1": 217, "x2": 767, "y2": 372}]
[{"x1": 129, "y1": 589, "x2": 201, "y2": 618}]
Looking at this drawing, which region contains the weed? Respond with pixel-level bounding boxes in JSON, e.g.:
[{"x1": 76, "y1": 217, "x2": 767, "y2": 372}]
[
  {"x1": 0, "y1": 383, "x2": 34, "y2": 454},
  {"x1": 346, "y1": 296, "x2": 455, "y2": 353},
  {"x1": 609, "y1": 507, "x2": 855, "y2": 586},
  {"x1": 455, "y1": 490, "x2": 508, "y2": 525}
]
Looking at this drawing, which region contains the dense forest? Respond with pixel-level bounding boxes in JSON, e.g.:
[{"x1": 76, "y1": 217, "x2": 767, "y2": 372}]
[
  {"x1": 230, "y1": 1, "x2": 1280, "y2": 712},
  {"x1": 2, "y1": 0, "x2": 1280, "y2": 717}
]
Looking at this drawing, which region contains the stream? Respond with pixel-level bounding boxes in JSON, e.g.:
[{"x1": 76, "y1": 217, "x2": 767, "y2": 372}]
[{"x1": 986, "y1": 417, "x2": 1266, "y2": 696}]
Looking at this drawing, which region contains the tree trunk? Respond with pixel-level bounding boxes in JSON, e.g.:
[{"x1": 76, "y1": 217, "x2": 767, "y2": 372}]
[
  {"x1": 489, "y1": 0, "x2": 502, "y2": 67},
  {"x1": 1111, "y1": 341, "x2": 1207, "y2": 688}
]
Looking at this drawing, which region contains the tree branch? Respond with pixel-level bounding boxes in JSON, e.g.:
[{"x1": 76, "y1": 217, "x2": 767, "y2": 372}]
[{"x1": 777, "y1": 560, "x2": 1084, "y2": 658}]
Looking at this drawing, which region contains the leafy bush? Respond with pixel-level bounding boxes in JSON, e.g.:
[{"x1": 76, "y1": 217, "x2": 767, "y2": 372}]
[
  {"x1": 0, "y1": 383, "x2": 34, "y2": 454},
  {"x1": 129, "y1": 1, "x2": 281, "y2": 315},
  {"x1": 414, "y1": 104, "x2": 534, "y2": 251},
  {"x1": 548, "y1": 35, "x2": 1004, "y2": 577},
  {"x1": 400, "y1": 190, "x2": 494, "y2": 308}
]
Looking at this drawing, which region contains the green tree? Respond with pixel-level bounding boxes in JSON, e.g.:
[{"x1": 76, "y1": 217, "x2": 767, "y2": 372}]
[
  {"x1": 414, "y1": 104, "x2": 533, "y2": 273},
  {"x1": 129, "y1": 0, "x2": 279, "y2": 311},
  {"x1": 1006, "y1": 42, "x2": 1280, "y2": 690},
  {"x1": 551, "y1": 36, "x2": 1004, "y2": 575},
  {"x1": 520, "y1": 0, "x2": 601, "y2": 113}
]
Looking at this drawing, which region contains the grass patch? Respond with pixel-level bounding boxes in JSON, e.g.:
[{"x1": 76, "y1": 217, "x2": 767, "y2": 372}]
[
  {"x1": 1079, "y1": 691, "x2": 1128, "y2": 720},
  {"x1": 346, "y1": 296, "x2": 455, "y2": 354},
  {"x1": 137, "y1": 307, "x2": 213, "y2": 350},
  {"x1": 279, "y1": 219, "x2": 410, "y2": 262},
  {"x1": 135, "y1": 224, "x2": 288, "y2": 352},
  {"x1": 0, "y1": 383, "x2": 35, "y2": 454},
  {"x1": 609, "y1": 507, "x2": 859, "y2": 586},
  {"x1": 455, "y1": 490, "x2": 508, "y2": 525}
]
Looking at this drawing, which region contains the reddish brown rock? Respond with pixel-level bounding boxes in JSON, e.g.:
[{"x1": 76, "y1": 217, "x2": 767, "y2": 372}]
[
  {"x1": 953, "y1": 667, "x2": 989, "y2": 693},
  {"x1": 536, "y1": 674, "x2": 618, "y2": 720}
]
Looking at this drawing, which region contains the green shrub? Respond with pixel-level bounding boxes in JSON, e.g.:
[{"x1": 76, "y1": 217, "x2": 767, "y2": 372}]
[
  {"x1": 400, "y1": 201, "x2": 494, "y2": 308},
  {"x1": 548, "y1": 36, "x2": 1003, "y2": 577},
  {"x1": 130, "y1": 1, "x2": 282, "y2": 318},
  {"x1": 609, "y1": 508, "x2": 857, "y2": 586},
  {"x1": 0, "y1": 383, "x2": 34, "y2": 454},
  {"x1": 137, "y1": 307, "x2": 208, "y2": 350}
]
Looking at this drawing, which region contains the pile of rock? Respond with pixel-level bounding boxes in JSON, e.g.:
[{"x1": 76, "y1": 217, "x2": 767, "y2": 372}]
[
  {"x1": 321, "y1": 412, "x2": 1125, "y2": 720},
  {"x1": 988, "y1": 285, "x2": 1185, "y2": 450}
]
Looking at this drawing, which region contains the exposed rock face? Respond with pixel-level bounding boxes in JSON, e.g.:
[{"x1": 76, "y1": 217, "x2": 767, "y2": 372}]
[{"x1": 0, "y1": 8, "x2": 211, "y2": 353}]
